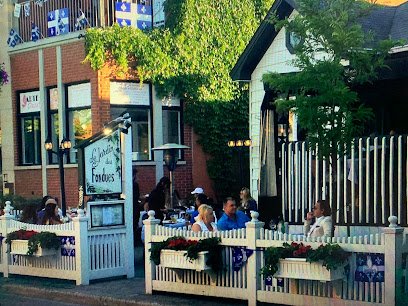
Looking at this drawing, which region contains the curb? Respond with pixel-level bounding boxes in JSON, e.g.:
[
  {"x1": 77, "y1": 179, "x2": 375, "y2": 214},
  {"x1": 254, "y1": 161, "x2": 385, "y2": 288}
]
[{"x1": 3, "y1": 284, "x2": 162, "y2": 306}]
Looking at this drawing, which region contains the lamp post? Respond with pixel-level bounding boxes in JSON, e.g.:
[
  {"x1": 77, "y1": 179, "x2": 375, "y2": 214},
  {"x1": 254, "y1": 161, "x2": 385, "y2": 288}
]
[
  {"x1": 152, "y1": 143, "x2": 190, "y2": 208},
  {"x1": 44, "y1": 137, "x2": 72, "y2": 217},
  {"x1": 227, "y1": 139, "x2": 252, "y2": 187}
]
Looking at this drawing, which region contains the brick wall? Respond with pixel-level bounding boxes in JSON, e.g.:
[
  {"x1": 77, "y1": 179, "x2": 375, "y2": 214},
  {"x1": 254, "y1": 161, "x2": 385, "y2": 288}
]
[{"x1": 10, "y1": 41, "x2": 212, "y2": 205}]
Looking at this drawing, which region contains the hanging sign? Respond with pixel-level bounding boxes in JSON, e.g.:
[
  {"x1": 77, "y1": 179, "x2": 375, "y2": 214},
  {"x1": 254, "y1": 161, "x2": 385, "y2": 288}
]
[
  {"x1": 20, "y1": 90, "x2": 40, "y2": 113},
  {"x1": 84, "y1": 130, "x2": 122, "y2": 195}
]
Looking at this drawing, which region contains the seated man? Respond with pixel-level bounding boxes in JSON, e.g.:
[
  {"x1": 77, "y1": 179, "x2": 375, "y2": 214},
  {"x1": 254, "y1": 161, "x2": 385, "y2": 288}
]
[
  {"x1": 217, "y1": 197, "x2": 250, "y2": 231},
  {"x1": 304, "y1": 200, "x2": 332, "y2": 238}
]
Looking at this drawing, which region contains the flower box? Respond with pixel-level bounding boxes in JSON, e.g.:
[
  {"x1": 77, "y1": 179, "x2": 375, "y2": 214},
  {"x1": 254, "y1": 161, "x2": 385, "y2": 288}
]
[
  {"x1": 275, "y1": 258, "x2": 346, "y2": 282},
  {"x1": 10, "y1": 239, "x2": 57, "y2": 257},
  {"x1": 160, "y1": 249, "x2": 210, "y2": 271}
]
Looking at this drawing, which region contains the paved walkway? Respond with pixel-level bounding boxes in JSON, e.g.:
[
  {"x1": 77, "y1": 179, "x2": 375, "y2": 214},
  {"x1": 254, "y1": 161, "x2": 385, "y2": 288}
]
[{"x1": 0, "y1": 246, "x2": 247, "y2": 306}]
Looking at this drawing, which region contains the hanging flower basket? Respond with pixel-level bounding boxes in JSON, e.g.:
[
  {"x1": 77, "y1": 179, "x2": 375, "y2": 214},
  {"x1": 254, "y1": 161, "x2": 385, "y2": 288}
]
[
  {"x1": 261, "y1": 242, "x2": 349, "y2": 282},
  {"x1": 10, "y1": 239, "x2": 57, "y2": 257},
  {"x1": 6, "y1": 229, "x2": 60, "y2": 257},
  {"x1": 160, "y1": 249, "x2": 210, "y2": 271},
  {"x1": 275, "y1": 258, "x2": 346, "y2": 282},
  {"x1": 150, "y1": 237, "x2": 223, "y2": 272}
]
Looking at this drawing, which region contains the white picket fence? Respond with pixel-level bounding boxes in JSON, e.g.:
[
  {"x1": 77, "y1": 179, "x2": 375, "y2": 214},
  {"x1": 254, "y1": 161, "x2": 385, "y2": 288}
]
[
  {"x1": 0, "y1": 202, "x2": 134, "y2": 285},
  {"x1": 281, "y1": 135, "x2": 408, "y2": 226},
  {"x1": 144, "y1": 211, "x2": 408, "y2": 306}
]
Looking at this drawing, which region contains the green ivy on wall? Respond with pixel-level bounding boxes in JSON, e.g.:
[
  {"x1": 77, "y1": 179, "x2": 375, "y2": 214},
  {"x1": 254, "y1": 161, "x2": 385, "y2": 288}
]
[{"x1": 84, "y1": 0, "x2": 274, "y2": 199}]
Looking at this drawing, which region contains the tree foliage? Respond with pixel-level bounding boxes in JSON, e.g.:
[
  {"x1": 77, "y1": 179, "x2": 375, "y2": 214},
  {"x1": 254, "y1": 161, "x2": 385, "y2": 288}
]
[
  {"x1": 84, "y1": 0, "x2": 274, "y2": 198},
  {"x1": 263, "y1": 0, "x2": 400, "y2": 161}
]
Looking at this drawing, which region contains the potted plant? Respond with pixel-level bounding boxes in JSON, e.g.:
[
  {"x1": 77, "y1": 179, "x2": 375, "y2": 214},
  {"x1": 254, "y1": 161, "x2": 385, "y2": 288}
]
[
  {"x1": 5, "y1": 229, "x2": 60, "y2": 257},
  {"x1": 261, "y1": 242, "x2": 349, "y2": 282},
  {"x1": 150, "y1": 236, "x2": 223, "y2": 272}
]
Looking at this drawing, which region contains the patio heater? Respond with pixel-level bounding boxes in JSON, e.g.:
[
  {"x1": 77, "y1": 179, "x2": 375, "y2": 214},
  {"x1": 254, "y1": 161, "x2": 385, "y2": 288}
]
[{"x1": 152, "y1": 143, "x2": 190, "y2": 208}]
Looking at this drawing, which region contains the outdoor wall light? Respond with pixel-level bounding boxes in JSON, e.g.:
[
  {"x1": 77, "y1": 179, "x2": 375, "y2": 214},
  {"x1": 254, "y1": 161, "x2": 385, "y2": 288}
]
[
  {"x1": 44, "y1": 137, "x2": 72, "y2": 217},
  {"x1": 227, "y1": 139, "x2": 251, "y2": 147},
  {"x1": 227, "y1": 140, "x2": 236, "y2": 147}
]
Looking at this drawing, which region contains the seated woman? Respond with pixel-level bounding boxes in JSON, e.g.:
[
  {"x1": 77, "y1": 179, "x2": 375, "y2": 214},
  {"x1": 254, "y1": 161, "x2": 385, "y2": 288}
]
[
  {"x1": 191, "y1": 204, "x2": 217, "y2": 233},
  {"x1": 42, "y1": 198, "x2": 63, "y2": 225},
  {"x1": 304, "y1": 200, "x2": 332, "y2": 238},
  {"x1": 20, "y1": 204, "x2": 38, "y2": 224},
  {"x1": 239, "y1": 187, "x2": 257, "y2": 218}
]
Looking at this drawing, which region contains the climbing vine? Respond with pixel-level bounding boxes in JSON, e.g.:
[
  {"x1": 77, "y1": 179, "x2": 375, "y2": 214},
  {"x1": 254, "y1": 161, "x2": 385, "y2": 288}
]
[{"x1": 84, "y1": 0, "x2": 274, "y2": 198}]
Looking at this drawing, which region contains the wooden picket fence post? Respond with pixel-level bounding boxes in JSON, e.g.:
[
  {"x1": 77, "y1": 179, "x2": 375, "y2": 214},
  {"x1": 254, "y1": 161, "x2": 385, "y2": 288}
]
[
  {"x1": 144, "y1": 210, "x2": 160, "y2": 294},
  {"x1": 246, "y1": 211, "x2": 264, "y2": 306}
]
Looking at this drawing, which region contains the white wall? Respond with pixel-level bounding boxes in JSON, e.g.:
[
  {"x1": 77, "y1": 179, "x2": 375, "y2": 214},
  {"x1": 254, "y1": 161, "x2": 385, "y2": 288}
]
[
  {"x1": 0, "y1": 1, "x2": 15, "y2": 192},
  {"x1": 249, "y1": 15, "x2": 298, "y2": 201}
]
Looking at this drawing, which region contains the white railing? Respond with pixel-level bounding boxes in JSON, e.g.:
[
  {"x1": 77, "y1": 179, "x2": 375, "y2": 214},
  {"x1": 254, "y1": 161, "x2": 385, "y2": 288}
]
[
  {"x1": 0, "y1": 201, "x2": 133, "y2": 285},
  {"x1": 281, "y1": 135, "x2": 408, "y2": 226},
  {"x1": 144, "y1": 211, "x2": 407, "y2": 306}
]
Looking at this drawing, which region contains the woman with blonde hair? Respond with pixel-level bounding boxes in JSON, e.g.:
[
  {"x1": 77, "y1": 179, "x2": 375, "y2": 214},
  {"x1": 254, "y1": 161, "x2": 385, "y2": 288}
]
[
  {"x1": 239, "y1": 187, "x2": 257, "y2": 218},
  {"x1": 191, "y1": 204, "x2": 217, "y2": 232}
]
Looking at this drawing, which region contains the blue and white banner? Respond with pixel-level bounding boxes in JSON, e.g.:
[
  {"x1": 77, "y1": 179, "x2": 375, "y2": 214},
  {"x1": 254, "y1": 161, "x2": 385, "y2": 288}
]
[
  {"x1": 48, "y1": 8, "x2": 69, "y2": 37},
  {"x1": 232, "y1": 246, "x2": 254, "y2": 271},
  {"x1": 61, "y1": 236, "x2": 75, "y2": 257},
  {"x1": 115, "y1": 2, "x2": 136, "y2": 27},
  {"x1": 31, "y1": 23, "x2": 41, "y2": 42},
  {"x1": 7, "y1": 28, "x2": 23, "y2": 48},
  {"x1": 115, "y1": 1, "x2": 152, "y2": 30},
  {"x1": 136, "y1": 2, "x2": 152, "y2": 30},
  {"x1": 355, "y1": 253, "x2": 385, "y2": 282},
  {"x1": 75, "y1": 9, "x2": 89, "y2": 30}
]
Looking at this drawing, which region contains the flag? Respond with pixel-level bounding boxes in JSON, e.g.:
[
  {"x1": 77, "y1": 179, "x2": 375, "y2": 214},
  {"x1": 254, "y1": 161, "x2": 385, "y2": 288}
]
[
  {"x1": 24, "y1": 2, "x2": 31, "y2": 17},
  {"x1": 14, "y1": 3, "x2": 21, "y2": 18},
  {"x1": 355, "y1": 253, "x2": 384, "y2": 282},
  {"x1": 35, "y1": 0, "x2": 44, "y2": 7},
  {"x1": 115, "y1": 2, "x2": 137, "y2": 27},
  {"x1": 7, "y1": 28, "x2": 23, "y2": 48},
  {"x1": 136, "y1": 3, "x2": 152, "y2": 30},
  {"x1": 31, "y1": 23, "x2": 41, "y2": 42},
  {"x1": 75, "y1": 9, "x2": 89, "y2": 30},
  {"x1": 48, "y1": 8, "x2": 69, "y2": 37}
]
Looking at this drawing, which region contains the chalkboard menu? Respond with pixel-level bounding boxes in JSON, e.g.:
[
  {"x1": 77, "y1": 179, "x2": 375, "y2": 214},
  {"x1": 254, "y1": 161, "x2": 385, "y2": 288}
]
[{"x1": 82, "y1": 129, "x2": 122, "y2": 195}]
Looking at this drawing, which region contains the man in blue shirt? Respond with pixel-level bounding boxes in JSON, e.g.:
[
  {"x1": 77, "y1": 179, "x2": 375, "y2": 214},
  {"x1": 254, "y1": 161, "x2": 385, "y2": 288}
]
[{"x1": 217, "y1": 197, "x2": 250, "y2": 230}]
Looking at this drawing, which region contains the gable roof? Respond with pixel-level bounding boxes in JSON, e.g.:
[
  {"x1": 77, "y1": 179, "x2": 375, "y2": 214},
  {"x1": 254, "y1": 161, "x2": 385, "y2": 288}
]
[{"x1": 231, "y1": 0, "x2": 408, "y2": 81}]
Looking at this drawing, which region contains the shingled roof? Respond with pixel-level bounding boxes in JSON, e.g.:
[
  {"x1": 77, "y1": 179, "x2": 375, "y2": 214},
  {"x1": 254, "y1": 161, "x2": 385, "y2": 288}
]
[{"x1": 231, "y1": 0, "x2": 408, "y2": 81}]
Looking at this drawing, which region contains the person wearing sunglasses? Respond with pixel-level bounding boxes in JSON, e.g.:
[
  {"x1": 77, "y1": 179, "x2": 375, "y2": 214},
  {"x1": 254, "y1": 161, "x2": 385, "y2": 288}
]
[{"x1": 304, "y1": 200, "x2": 332, "y2": 238}]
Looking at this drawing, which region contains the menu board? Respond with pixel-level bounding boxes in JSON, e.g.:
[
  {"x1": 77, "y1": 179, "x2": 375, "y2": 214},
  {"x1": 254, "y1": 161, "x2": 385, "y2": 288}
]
[{"x1": 89, "y1": 201, "x2": 125, "y2": 228}]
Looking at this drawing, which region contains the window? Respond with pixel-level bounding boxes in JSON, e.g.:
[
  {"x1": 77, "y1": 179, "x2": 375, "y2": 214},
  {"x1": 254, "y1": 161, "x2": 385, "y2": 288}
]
[
  {"x1": 19, "y1": 90, "x2": 41, "y2": 165},
  {"x1": 110, "y1": 82, "x2": 151, "y2": 161},
  {"x1": 67, "y1": 83, "x2": 92, "y2": 163},
  {"x1": 111, "y1": 107, "x2": 151, "y2": 161}
]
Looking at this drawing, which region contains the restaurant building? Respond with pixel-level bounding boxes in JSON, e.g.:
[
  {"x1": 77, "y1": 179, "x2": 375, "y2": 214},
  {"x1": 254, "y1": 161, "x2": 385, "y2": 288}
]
[{"x1": 0, "y1": 0, "x2": 214, "y2": 205}]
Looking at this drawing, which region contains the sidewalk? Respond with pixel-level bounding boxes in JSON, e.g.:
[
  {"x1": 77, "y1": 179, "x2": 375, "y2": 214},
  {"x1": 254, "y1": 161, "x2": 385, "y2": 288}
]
[
  {"x1": 0, "y1": 246, "x2": 247, "y2": 306},
  {"x1": 0, "y1": 276, "x2": 246, "y2": 306}
]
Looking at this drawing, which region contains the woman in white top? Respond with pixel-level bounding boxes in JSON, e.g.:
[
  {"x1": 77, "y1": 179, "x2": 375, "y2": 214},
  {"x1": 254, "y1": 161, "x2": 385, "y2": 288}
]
[{"x1": 192, "y1": 204, "x2": 217, "y2": 232}]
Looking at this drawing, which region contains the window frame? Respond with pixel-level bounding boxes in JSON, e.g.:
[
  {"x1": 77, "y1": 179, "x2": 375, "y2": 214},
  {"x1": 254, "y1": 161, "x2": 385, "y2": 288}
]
[
  {"x1": 65, "y1": 81, "x2": 92, "y2": 164},
  {"x1": 109, "y1": 81, "x2": 154, "y2": 162},
  {"x1": 17, "y1": 88, "x2": 42, "y2": 166}
]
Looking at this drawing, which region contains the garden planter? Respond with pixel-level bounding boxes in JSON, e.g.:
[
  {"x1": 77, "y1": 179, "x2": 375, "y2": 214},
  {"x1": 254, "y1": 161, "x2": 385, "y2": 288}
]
[
  {"x1": 275, "y1": 258, "x2": 346, "y2": 282},
  {"x1": 10, "y1": 239, "x2": 58, "y2": 257},
  {"x1": 160, "y1": 249, "x2": 210, "y2": 271}
]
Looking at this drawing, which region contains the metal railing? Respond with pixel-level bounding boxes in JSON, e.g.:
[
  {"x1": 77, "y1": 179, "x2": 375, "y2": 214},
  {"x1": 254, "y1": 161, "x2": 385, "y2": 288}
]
[{"x1": 14, "y1": 0, "x2": 133, "y2": 43}]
